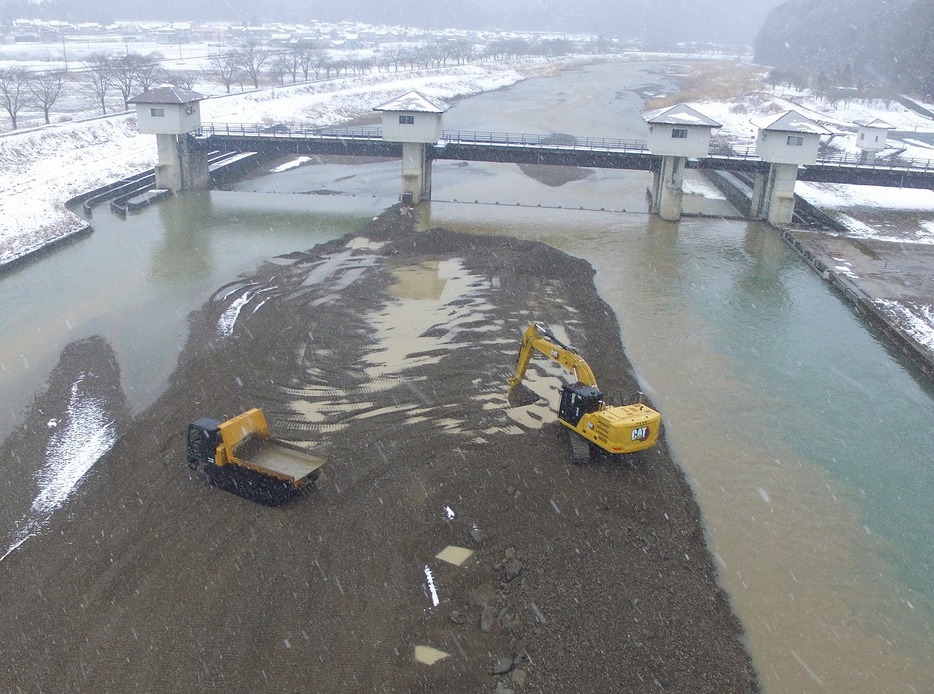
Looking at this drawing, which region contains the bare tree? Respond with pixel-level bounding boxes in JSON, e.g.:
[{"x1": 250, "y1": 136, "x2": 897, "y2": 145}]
[
  {"x1": 27, "y1": 70, "x2": 66, "y2": 125},
  {"x1": 289, "y1": 44, "x2": 318, "y2": 81},
  {"x1": 172, "y1": 71, "x2": 199, "y2": 90},
  {"x1": 233, "y1": 41, "x2": 270, "y2": 89},
  {"x1": 320, "y1": 55, "x2": 338, "y2": 79},
  {"x1": 85, "y1": 53, "x2": 113, "y2": 115},
  {"x1": 400, "y1": 47, "x2": 420, "y2": 70},
  {"x1": 380, "y1": 45, "x2": 408, "y2": 72},
  {"x1": 134, "y1": 52, "x2": 166, "y2": 92},
  {"x1": 348, "y1": 56, "x2": 373, "y2": 75},
  {"x1": 111, "y1": 54, "x2": 141, "y2": 109},
  {"x1": 0, "y1": 67, "x2": 30, "y2": 129},
  {"x1": 449, "y1": 40, "x2": 476, "y2": 65},
  {"x1": 208, "y1": 50, "x2": 239, "y2": 94},
  {"x1": 304, "y1": 48, "x2": 326, "y2": 79},
  {"x1": 425, "y1": 42, "x2": 452, "y2": 68},
  {"x1": 269, "y1": 52, "x2": 297, "y2": 84}
]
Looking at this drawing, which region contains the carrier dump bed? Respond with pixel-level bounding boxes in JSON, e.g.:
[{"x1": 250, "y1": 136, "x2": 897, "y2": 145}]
[{"x1": 231, "y1": 434, "x2": 326, "y2": 486}]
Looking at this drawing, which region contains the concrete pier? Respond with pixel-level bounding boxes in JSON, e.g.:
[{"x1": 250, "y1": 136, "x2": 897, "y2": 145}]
[
  {"x1": 401, "y1": 142, "x2": 432, "y2": 203},
  {"x1": 651, "y1": 155, "x2": 686, "y2": 221},
  {"x1": 155, "y1": 133, "x2": 209, "y2": 192},
  {"x1": 751, "y1": 162, "x2": 798, "y2": 226}
]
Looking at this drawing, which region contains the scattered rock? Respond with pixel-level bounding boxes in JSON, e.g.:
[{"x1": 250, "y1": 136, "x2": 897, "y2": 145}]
[
  {"x1": 471, "y1": 583, "x2": 496, "y2": 607},
  {"x1": 504, "y1": 558, "x2": 523, "y2": 582},
  {"x1": 469, "y1": 524, "x2": 484, "y2": 545},
  {"x1": 498, "y1": 610, "x2": 521, "y2": 633},
  {"x1": 511, "y1": 668, "x2": 527, "y2": 688},
  {"x1": 451, "y1": 610, "x2": 467, "y2": 625},
  {"x1": 493, "y1": 657, "x2": 513, "y2": 675},
  {"x1": 480, "y1": 604, "x2": 498, "y2": 633}
]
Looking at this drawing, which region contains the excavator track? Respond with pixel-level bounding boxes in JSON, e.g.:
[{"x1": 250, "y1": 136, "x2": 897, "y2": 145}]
[{"x1": 566, "y1": 429, "x2": 592, "y2": 464}]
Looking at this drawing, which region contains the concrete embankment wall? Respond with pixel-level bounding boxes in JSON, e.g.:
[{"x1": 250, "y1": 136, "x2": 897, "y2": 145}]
[
  {"x1": 703, "y1": 169, "x2": 934, "y2": 381},
  {"x1": 779, "y1": 226, "x2": 934, "y2": 381}
]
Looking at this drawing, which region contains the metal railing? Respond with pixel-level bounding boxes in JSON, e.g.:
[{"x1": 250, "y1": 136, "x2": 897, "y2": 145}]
[
  {"x1": 812, "y1": 150, "x2": 934, "y2": 172},
  {"x1": 197, "y1": 122, "x2": 382, "y2": 139},
  {"x1": 439, "y1": 130, "x2": 650, "y2": 153},
  {"x1": 195, "y1": 122, "x2": 934, "y2": 173}
]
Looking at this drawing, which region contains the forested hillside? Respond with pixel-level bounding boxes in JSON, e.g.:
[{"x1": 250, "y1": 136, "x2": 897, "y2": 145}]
[{"x1": 754, "y1": 0, "x2": 934, "y2": 95}]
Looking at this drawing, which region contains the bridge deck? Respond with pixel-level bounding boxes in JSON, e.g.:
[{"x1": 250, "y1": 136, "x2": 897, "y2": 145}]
[{"x1": 191, "y1": 123, "x2": 934, "y2": 189}]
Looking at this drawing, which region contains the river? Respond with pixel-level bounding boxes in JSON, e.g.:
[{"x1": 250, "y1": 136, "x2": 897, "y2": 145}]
[{"x1": 1, "y1": 60, "x2": 932, "y2": 692}]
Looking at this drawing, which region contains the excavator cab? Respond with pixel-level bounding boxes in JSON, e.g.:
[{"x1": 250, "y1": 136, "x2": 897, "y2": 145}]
[
  {"x1": 187, "y1": 417, "x2": 222, "y2": 469},
  {"x1": 558, "y1": 383, "x2": 604, "y2": 426}
]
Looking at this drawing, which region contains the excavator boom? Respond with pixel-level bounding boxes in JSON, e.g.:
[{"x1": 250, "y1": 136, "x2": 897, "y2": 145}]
[{"x1": 508, "y1": 323, "x2": 598, "y2": 389}]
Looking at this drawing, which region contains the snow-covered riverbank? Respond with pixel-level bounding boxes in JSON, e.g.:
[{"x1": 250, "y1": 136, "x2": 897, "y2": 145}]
[{"x1": 0, "y1": 59, "x2": 569, "y2": 266}]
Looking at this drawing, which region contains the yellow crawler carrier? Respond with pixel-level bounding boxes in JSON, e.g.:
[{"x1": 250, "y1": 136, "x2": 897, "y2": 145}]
[
  {"x1": 508, "y1": 323, "x2": 661, "y2": 462},
  {"x1": 187, "y1": 408, "x2": 326, "y2": 504}
]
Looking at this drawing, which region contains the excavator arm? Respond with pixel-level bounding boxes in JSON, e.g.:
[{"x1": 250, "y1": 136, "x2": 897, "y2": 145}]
[{"x1": 508, "y1": 323, "x2": 598, "y2": 389}]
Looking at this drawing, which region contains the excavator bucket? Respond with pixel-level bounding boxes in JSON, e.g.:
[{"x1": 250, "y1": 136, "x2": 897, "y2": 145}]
[{"x1": 507, "y1": 382, "x2": 542, "y2": 408}]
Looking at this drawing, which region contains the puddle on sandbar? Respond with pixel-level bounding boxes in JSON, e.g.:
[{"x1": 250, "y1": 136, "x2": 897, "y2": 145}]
[
  {"x1": 435, "y1": 545, "x2": 474, "y2": 567},
  {"x1": 389, "y1": 260, "x2": 448, "y2": 300},
  {"x1": 346, "y1": 236, "x2": 386, "y2": 251},
  {"x1": 414, "y1": 645, "x2": 449, "y2": 665}
]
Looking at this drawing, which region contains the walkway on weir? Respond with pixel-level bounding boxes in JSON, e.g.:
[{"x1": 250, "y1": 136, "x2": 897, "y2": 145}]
[{"x1": 192, "y1": 122, "x2": 934, "y2": 190}]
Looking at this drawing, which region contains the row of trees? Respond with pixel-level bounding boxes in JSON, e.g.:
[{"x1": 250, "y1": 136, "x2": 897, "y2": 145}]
[
  {"x1": 208, "y1": 36, "x2": 583, "y2": 92},
  {"x1": 0, "y1": 35, "x2": 606, "y2": 130},
  {"x1": 0, "y1": 51, "x2": 166, "y2": 129}
]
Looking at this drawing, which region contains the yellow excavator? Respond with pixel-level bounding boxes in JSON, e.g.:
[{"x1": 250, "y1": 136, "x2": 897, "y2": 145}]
[{"x1": 508, "y1": 323, "x2": 661, "y2": 462}]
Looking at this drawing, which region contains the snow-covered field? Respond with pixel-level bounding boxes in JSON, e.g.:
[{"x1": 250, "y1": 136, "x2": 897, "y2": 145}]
[{"x1": 0, "y1": 59, "x2": 558, "y2": 265}]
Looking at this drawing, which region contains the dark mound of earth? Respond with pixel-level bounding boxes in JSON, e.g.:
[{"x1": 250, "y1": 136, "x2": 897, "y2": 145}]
[{"x1": 0, "y1": 206, "x2": 759, "y2": 692}]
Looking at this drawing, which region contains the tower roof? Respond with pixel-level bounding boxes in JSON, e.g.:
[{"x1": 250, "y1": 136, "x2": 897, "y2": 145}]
[
  {"x1": 644, "y1": 103, "x2": 722, "y2": 128},
  {"x1": 373, "y1": 90, "x2": 449, "y2": 113},
  {"x1": 755, "y1": 110, "x2": 830, "y2": 135},
  {"x1": 128, "y1": 86, "x2": 206, "y2": 105},
  {"x1": 855, "y1": 117, "x2": 895, "y2": 129}
]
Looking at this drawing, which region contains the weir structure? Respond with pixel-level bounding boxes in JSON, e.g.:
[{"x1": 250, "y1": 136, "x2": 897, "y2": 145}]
[
  {"x1": 643, "y1": 104, "x2": 722, "y2": 221},
  {"x1": 128, "y1": 87, "x2": 209, "y2": 192},
  {"x1": 132, "y1": 89, "x2": 934, "y2": 227}
]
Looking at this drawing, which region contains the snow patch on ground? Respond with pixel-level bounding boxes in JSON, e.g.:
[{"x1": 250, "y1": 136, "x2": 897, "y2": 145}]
[
  {"x1": 797, "y1": 182, "x2": 934, "y2": 212},
  {"x1": 875, "y1": 300, "x2": 934, "y2": 351},
  {"x1": 271, "y1": 156, "x2": 311, "y2": 172},
  {"x1": 2, "y1": 373, "x2": 116, "y2": 561}
]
